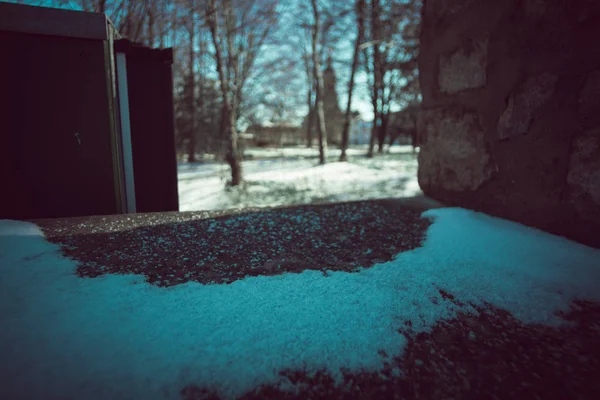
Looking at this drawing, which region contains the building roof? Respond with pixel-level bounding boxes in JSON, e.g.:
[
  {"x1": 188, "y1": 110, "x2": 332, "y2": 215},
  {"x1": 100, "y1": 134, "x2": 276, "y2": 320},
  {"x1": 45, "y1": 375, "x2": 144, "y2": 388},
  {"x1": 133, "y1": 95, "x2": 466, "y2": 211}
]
[{"x1": 0, "y1": 2, "x2": 120, "y2": 41}]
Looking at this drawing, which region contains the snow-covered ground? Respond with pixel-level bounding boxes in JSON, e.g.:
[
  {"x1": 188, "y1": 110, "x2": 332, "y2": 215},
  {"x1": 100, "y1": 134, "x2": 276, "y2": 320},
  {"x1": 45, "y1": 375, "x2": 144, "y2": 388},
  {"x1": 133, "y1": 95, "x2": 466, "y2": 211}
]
[
  {"x1": 178, "y1": 145, "x2": 421, "y2": 212},
  {"x1": 1, "y1": 209, "x2": 599, "y2": 399}
]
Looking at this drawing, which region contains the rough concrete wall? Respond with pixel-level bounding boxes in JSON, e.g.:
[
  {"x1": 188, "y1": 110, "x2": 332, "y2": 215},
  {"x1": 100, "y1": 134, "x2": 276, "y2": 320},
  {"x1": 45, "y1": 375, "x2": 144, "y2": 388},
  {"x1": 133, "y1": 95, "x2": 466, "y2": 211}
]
[{"x1": 418, "y1": 0, "x2": 600, "y2": 247}]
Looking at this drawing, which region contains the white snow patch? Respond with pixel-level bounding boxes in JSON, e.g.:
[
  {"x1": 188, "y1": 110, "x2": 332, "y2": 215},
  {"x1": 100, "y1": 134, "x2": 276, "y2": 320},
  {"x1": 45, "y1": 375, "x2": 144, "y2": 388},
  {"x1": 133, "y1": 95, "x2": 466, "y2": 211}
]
[
  {"x1": 242, "y1": 145, "x2": 417, "y2": 160},
  {"x1": 178, "y1": 148, "x2": 420, "y2": 212},
  {"x1": 1, "y1": 209, "x2": 599, "y2": 400},
  {"x1": 0, "y1": 219, "x2": 43, "y2": 237}
]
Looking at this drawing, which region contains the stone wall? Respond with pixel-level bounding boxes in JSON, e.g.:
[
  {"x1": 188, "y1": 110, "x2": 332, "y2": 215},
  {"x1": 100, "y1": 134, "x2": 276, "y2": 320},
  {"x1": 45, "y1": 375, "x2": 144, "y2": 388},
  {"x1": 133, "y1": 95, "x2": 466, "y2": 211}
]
[{"x1": 418, "y1": 0, "x2": 600, "y2": 247}]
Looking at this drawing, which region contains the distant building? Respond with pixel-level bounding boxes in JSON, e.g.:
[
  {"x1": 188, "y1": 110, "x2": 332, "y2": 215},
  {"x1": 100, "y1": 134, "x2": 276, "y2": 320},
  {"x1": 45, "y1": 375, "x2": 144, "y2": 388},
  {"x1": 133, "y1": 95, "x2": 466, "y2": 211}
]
[
  {"x1": 322, "y1": 57, "x2": 345, "y2": 145},
  {"x1": 303, "y1": 56, "x2": 345, "y2": 145},
  {"x1": 349, "y1": 119, "x2": 372, "y2": 145},
  {"x1": 245, "y1": 122, "x2": 303, "y2": 147}
]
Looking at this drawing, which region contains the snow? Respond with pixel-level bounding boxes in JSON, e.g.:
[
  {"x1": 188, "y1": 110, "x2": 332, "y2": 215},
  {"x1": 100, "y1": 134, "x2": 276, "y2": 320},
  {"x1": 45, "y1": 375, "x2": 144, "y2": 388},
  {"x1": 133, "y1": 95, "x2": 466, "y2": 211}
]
[
  {"x1": 1, "y1": 208, "x2": 599, "y2": 399},
  {"x1": 178, "y1": 145, "x2": 421, "y2": 212},
  {"x1": 242, "y1": 144, "x2": 417, "y2": 160}
]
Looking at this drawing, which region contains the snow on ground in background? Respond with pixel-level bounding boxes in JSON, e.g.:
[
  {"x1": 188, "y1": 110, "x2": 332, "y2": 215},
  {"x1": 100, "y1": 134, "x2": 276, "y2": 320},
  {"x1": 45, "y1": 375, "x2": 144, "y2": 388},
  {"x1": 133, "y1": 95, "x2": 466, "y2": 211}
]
[
  {"x1": 243, "y1": 144, "x2": 417, "y2": 160},
  {"x1": 1, "y1": 209, "x2": 600, "y2": 400},
  {"x1": 178, "y1": 146, "x2": 420, "y2": 212}
]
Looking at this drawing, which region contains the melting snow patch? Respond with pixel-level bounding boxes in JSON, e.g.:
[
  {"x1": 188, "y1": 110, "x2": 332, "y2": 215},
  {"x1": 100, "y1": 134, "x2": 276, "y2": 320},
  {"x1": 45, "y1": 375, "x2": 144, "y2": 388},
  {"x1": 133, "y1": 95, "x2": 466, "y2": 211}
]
[
  {"x1": 177, "y1": 150, "x2": 420, "y2": 211},
  {"x1": 1, "y1": 208, "x2": 599, "y2": 400}
]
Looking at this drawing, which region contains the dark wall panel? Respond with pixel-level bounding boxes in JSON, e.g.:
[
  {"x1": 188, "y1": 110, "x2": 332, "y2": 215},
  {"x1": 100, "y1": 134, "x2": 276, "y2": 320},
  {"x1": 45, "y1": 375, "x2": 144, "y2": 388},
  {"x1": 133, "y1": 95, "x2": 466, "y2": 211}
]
[
  {"x1": 1, "y1": 31, "x2": 118, "y2": 219},
  {"x1": 124, "y1": 43, "x2": 179, "y2": 213}
]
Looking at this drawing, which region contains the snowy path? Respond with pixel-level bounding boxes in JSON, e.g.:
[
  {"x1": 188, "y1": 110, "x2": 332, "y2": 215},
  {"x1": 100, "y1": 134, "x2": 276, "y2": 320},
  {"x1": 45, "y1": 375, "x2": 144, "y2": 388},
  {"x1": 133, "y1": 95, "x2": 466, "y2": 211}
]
[
  {"x1": 178, "y1": 145, "x2": 421, "y2": 212},
  {"x1": 1, "y1": 206, "x2": 599, "y2": 399}
]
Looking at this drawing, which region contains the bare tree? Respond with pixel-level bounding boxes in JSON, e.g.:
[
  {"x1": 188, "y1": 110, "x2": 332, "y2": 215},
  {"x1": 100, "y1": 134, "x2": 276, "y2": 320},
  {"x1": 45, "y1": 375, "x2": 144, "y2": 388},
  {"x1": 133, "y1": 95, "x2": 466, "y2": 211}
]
[
  {"x1": 144, "y1": 0, "x2": 159, "y2": 47},
  {"x1": 260, "y1": 57, "x2": 305, "y2": 124},
  {"x1": 310, "y1": 0, "x2": 328, "y2": 165},
  {"x1": 364, "y1": 0, "x2": 383, "y2": 157},
  {"x1": 73, "y1": 0, "x2": 162, "y2": 45},
  {"x1": 184, "y1": 0, "x2": 198, "y2": 162},
  {"x1": 76, "y1": 0, "x2": 109, "y2": 13},
  {"x1": 144, "y1": 0, "x2": 176, "y2": 48},
  {"x1": 294, "y1": 0, "x2": 350, "y2": 151},
  {"x1": 300, "y1": 30, "x2": 315, "y2": 148},
  {"x1": 339, "y1": 0, "x2": 365, "y2": 162},
  {"x1": 360, "y1": 0, "x2": 421, "y2": 156},
  {"x1": 206, "y1": 0, "x2": 279, "y2": 185}
]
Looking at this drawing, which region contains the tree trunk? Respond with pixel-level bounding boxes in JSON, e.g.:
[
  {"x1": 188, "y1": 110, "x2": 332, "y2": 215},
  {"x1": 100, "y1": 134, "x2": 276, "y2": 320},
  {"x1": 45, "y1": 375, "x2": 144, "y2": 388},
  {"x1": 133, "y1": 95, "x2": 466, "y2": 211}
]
[
  {"x1": 368, "y1": 82, "x2": 379, "y2": 158},
  {"x1": 207, "y1": 0, "x2": 243, "y2": 185},
  {"x1": 306, "y1": 84, "x2": 314, "y2": 147},
  {"x1": 367, "y1": 0, "x2": 381, "y2": 158},
  {"x1": 410, "y1": 113, "x2": 418, "y2": 153},
  {"x1": 197, "y1": 32, "x2": 206, "y2": 156},
  {"x1": 368, "y1": 113, "x2": 377, "y2": 158},
  {"x1": 187, "y1": 5, "x2": 197, "y2": 163},
  {"x1": 377, "y1": 112, "x2": 388, "y2": 153},
  {"x1": 223, "y1": 105, "x2": 243, "y2": 185},
  {"x1": 311, "y1": 0, "x2": 328, "y2": 165},
  {"x1": 171, "y1": 0, "x2": 177, "y2": 48},
  {"x1": 186, "y1": 75, "x2": 197, "y2": 163},
  {"x1": 340, "y1": 0, "x2": 365, "y2": 162},
  {"x1": 314, "y1": 83, "x2": 328, "y2": 164},
  {"x1": 147, "y1": 4, "x2": 155, "y2": 47}
]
